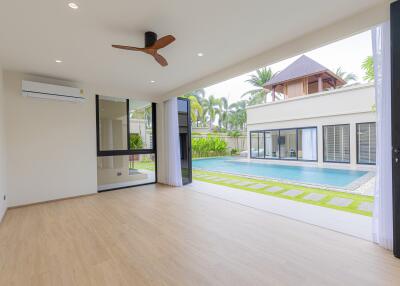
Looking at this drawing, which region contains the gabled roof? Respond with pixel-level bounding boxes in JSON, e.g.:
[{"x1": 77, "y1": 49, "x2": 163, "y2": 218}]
[{"x1": 264, "y1": 55, "x2": 345, "y2": 88}]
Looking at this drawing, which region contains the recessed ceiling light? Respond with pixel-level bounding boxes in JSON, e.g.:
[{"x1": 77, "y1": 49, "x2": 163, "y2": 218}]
[
  {"x1": 150, "y1": 80, "x2": 156, "y2": 84},
  {"x1": 197, "y1": 52, "x2": 204, "y2": 57},
  {"x1": 68, "y1": 2, "x2": 79, "y2": 9},
  {"x1": 55, "y1": 59, "x2": 63, "y2": 63}
]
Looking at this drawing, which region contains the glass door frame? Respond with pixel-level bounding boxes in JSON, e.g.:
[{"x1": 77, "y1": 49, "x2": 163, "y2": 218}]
[{"x1": 95, "y1": 95, "x2": 158, "y2": 191}]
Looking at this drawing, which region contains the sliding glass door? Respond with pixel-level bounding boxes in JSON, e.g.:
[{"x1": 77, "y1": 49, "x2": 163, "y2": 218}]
[{"x1": 96, "y1": 95, "x2": 157, "y2": 191}]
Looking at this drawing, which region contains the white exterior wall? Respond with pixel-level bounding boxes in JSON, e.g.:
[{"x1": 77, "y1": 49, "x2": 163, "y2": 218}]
[{"x1": 246, "y1": 84, "x2": 376, "y2": 170}]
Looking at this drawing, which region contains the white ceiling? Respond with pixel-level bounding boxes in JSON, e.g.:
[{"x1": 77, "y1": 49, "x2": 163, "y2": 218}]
[{"x1": 0, "y1": 0, "x2": 386, "y2": 101}]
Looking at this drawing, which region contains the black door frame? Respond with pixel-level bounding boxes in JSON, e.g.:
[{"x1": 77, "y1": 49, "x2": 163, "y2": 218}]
[
  {"x1": 391, "y1": 0, "x2": 400, "y2": 258},
  {"x1": 177, "y1": 97, "x2": 192, "y2": 185},
  {"x1": 95, "y1": 95, "x2": 158, "y2": 192}
]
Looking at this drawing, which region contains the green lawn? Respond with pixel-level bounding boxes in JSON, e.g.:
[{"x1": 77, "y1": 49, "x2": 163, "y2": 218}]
[{"x1": 193, "y1": 170, "x2": 374, "y2": 217}]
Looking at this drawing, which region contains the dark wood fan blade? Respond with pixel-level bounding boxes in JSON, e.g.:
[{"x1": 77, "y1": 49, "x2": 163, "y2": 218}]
[
  {"x1": 153, "y1": 53, "x2": 168, "y2": 66},
  {"x1": 112, "y1": 45, "x2": 144, "y2": 52},
  {"x1": 152, "y1": 35, "x2": 175, "y2": 50}
]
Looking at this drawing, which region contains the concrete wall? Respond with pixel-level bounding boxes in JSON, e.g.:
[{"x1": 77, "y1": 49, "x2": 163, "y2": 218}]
[
  {"x1": 246, "y1": 84, "x2": 376, "y2": 170},
  {"x1": 3, "y1": 71, "x2": 98, "y2": 206},
  {"x1": 0, "y1": 67, "x2": 7, "y2": 220}
]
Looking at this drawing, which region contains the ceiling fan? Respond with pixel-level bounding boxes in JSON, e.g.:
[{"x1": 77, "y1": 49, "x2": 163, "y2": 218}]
[{"x1": 112, "y1": 31, "x2": 175, "y2": 67}]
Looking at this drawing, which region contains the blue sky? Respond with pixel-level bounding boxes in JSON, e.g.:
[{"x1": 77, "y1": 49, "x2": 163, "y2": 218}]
[{"x1": 204, "y1": 30, "x2": 372, "y2": 104}]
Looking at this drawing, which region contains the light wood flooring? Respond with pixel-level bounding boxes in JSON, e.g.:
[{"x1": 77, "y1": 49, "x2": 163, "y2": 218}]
[{"x1": 0, "y1": 184, "x2": 399, "y2": 286}]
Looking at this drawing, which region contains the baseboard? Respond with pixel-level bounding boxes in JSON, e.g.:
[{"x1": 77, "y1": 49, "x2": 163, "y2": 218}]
[{"x1": 8, "y1": 193, "x2": 97, "y2": 209}]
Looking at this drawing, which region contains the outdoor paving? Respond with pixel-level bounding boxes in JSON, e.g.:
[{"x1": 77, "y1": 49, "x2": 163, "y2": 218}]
[
  {"x1": 247, "y1": 183, "x2": 268, "y2": 190},
  {"x1": 327, "y1": 197, "x2": 354, "y2": 207},
  {"x1": 212, "y1": 178, "x2": 228, "y2": 182},
  {"x1": 358, "y1": 202, "x2": 373, "y2": 212},
  {"x1": 224, "y1": 179, "x2": 241, "y2": 184},
  {"x1": 303, "y1": 193, "x2": 327, "y2": 202},
  {"x1": 234, "y1": 181, "x2": 254, "y2": 187},
  {"x1": 282, "y1": 189, "x2": 304, "y2": 197},
  {"x1": 266, "y1": 186, "x2": 283, "y2": 193}
]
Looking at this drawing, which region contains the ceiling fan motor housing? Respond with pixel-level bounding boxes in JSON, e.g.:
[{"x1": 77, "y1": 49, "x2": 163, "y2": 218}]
[{"x1": 145, "y1": 31, "x2": 157, "y2": 47}]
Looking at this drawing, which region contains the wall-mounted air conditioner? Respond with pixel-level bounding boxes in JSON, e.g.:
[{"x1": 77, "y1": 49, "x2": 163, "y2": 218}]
[{"x1": 21, "y1": 80, "x2": 85, "y2": 102}]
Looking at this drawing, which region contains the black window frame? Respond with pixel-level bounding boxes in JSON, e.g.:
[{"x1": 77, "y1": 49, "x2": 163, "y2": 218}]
[
  {"x1": 322, "y1": 124, "x2": 351, "y2": 164},
  {"x1": 356, "y1": 122, "x2": 376, "y2": 165},
  {"x1": 250, "y1": 126, "x2": 318, "y2": 162},
  {"x1": 95, "y1": 94, "x2": 158, "y2": 191}
]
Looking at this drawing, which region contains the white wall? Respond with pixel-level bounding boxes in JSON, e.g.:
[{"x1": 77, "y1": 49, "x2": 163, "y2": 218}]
[
  {"x1": 3, "y1": 71, "x2": 98, "y2": 206},
  {"x1": 0, "y1": 66, "x2": 7, "y2": 220}
]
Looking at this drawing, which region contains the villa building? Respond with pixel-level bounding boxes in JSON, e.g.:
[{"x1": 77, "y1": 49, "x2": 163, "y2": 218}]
[{"x1": 247, "y1": 56, "x2": 376, "y2": 170}]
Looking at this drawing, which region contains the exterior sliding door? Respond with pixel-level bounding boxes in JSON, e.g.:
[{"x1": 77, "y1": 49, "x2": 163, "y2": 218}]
[
  {"x1": 178, "y1": 98, "x2": 192, "y2": 185},
  {"x1": 96, "y1": 95, "x2": 157, "y2": 191}
]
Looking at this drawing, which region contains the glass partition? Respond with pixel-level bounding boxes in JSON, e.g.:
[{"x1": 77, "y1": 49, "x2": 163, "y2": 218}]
[
  {"x1": 129, "y1": 100, "x2": 153, "y2": 150},
  {"x1": 265, "y1": 130, "x2": 279, "y2": 159},
  {"x1": 279, "y1": 129, "x2": 297, "y2": 160},
  {"x1": 96, "y1": 95, "x2": 157, "y2": 191},
  {"x1": 251, "y1": 127, "x2": 317, "y2": 161},
  {"x1": 98, "y1": 97, "x2": 128, "y2": 151},
  {"x1": 298, "y1": 128, "x2": 317, "y2": 161}
]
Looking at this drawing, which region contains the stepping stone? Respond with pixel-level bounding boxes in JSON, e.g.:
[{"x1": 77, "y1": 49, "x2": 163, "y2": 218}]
[
  {"x1": 195, "y1": 174, "x2": 207, "y2": 178},
  {"x1": 282, "y1": 189, "x2": 304, "y2": 197},
  {"x1": 248, "y1": 183, "x2": 268, "y2": 190},
  {"x1": 358, "y1": 202, "x2": 373, "y2": 212},
  {"x1": 203, "y1": 176, "x2": 218, "y2": 180},
  {"x1": 266, "y1": 186, "x2": 283, "y2": 193},
  {"x1": 224, "y1": 179, "x2": 241, "y2": 184},
  {"x1": 212, "y1": 178, "x2": 227, "y2": 182},
  {"x1": 327, "y1": 197, "x2": 353, "y2": 207},
  {"x1": 235, "y1": 181, "x2": 254, "y2": 187},
  {"x1": 303, "y1": 193, "x2": 326, "y2": 202}
]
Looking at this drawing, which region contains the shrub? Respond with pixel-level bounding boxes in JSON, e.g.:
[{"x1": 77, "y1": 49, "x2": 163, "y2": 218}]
[
  {"x1": 192, "y1": 136, "x2": 228, "y2": 158},
  {"x1": 130, "y1": 133, "x2": 143, "y2": 149}
]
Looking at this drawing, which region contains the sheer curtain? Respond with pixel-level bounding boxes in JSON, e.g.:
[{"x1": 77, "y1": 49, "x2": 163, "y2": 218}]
[
  {"x1": 302, "y1": 129, "x2": 317, "y2": 160},
  {"x1": 157, "y1": 97, "x2": 183, "y2": 187},
  {"x1": 372, "y1": 21, "x2": 393, "y2": 250}
]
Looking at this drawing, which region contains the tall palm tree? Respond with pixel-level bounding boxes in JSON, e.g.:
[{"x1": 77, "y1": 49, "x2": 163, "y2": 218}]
[
  {"x1": 183, "y1": 89, "x2": 206, "y2": 127},
  {"x1": 218, "y1": 97, "x2": 229, "y2": 129},
  {"x1": 362, "y1": 56, "x2": 374, "y2": 82},
  {"x1": 202, "y1": 95, "x2": 221, "y2": 130},
  {"x1": 228, "y1": 100, "x2": 247, "y2": 130},
  {"x1": 242, "y1": 68, "x2": 275, "y2": 105},
  {"x1": 183, "y1": 95, "x2": 203, "y2": 125},
  {"x1": 335, "y1": 67, "x2": 358, "y2": 84}
]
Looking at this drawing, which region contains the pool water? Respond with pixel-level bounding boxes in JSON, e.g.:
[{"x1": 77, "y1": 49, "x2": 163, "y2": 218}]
[{"x1": 192, "y1": 157, "x2": 368, "y2": 188}]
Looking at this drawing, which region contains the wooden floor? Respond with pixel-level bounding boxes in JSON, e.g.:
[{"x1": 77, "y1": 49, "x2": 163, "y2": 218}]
[{"x1": 0, "y1": 184, "x2": 400, "y2": 286}]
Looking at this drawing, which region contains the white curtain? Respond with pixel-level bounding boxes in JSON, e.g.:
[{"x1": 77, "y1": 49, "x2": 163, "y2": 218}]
[
  {"x1": 301, "y1": 128, "x2": 317, "y2": 160},
  {"x1": 372, "y1": 21, "x2": 393, "y2": 250},
  {"x1": 157, "y1": 97, "x2": 183, "y2": 187}
]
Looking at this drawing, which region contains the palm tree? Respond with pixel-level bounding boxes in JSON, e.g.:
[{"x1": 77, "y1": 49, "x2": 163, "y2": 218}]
[
  {"x1": 183, "y1": 89, "x2": 206, "y2": 127},
  {"x1": 228, "y1": 100, "x2": 247, "y2": 131},
  {"x1": 202, "y1": 95, "x2": 221, "y2": 130},
  {"x1": 242, "y1": 68, "x2": 275, "y2": 105},
  {"x1": 362, "y1": 56, "x2": 374, "y2": 82},
  {"x1": 218, "y1": 97, "x2": 229, "y2": 130},
  {"x1": 183, "y1": 95, "x2": 203, "y2": 125},
  {"x1": 335, "y1": 67, "x2": 358, "y2": 84}
]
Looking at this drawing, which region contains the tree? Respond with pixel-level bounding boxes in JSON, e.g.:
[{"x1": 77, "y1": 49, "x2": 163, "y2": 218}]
[
  {"x1": 228, "y1": 100, "x2": 247, "y2": 131},
  {"x1": 242, "y1": 67, "x2": 275, "y2": 105},
  {"x1": 183, "y1": 94, "x2": 203, "y2": 125},
  {"x1": 218, "y1": 97, "x2": 229, "y2": 129},
  {"x1": 228, "y1": 130, "x2": 241, "y2": 150},
  {"x1": 362, "y1": 56, "x2": 374, "y2": 82},
  {"x1": 183, "y1": 89, "x2": 206, "y2": 126},
  {"x1": 202, "y1": 95, "x2": 221, "y2": 130},
  {"x1": 334, "y1": 67, "x2": 358, "y2": 84}
]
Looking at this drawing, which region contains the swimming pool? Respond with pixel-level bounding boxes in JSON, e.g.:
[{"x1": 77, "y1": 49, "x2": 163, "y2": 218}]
[{"x1": 192, "y1": 157, "x2": 368, "y2": 188}]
